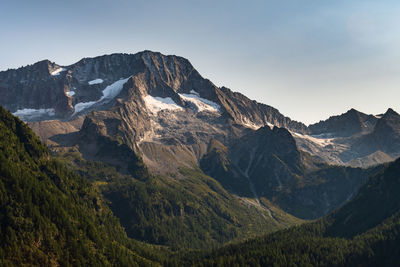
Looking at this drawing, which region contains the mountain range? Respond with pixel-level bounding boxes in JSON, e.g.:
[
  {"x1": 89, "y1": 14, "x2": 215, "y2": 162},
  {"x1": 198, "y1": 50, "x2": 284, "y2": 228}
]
[
  {"x1": 1, "y1": 51, "x2": 400, "y2": 265},
  {"x1": 3, "y1": 51, "x2": 399, "y2": 169}
]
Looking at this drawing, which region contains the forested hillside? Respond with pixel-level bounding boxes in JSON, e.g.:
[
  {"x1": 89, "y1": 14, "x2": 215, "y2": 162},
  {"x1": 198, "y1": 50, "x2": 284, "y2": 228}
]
[
  {"x1": 2, "y1": 102, "x2": 400, "y2": 266},
  {"x1": 180, "y1": 158, "x2": 400, "y2": 266},
  {"x1": 54, "y1": 148, "x2": 302, "y2": 250},
  {"x1": 0, "y1": 106, "x2": 162, "y2": 266}
]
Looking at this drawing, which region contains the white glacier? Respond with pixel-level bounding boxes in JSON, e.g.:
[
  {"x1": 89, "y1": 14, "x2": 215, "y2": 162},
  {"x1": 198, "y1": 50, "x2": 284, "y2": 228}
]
[
  {"x1": 293, "y1": 132, "x2": 334, "y2": 147},
  {"x1": 144, "y1": 95, "x2": 182, "y2": 114},
  {"x1": 99, "y1": 77, "x2": 130, "y2": 101},
  {"x1": 73, "y1": 101, "x2": 97, "y2": 114},
  {"x1": 73, "y1": 77, "x2": 130, "y2": 114},
  {"x1": 50, "y1": 67, "x2": 66, "y2": 76},
  {"x1": 13, "y1": 108, "x2": 56, "y2": 121},
  {"x1": 88, "y1": 78, "x2": 104, "y2": 85},
  {"x1": 178, "y1": 93, "x2": 220, "y2": 112}
]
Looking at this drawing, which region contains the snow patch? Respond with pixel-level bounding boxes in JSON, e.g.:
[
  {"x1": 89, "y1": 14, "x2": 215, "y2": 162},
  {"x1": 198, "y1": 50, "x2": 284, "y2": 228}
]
[
  {"x1": 50, "y1": 68, "x2": 66, "y2": 76},
  {"x1": 311, "y1": 133, "x2": 336, "y2": 139},
  {"x1": 266, "y1": 122, "x2": 274, "y2": 129},
  {"x1": 144, "y1": 95, "x2": 182, "y2": 114},
  {"x1": 240, "y1": 115, "x2": 264, "y2": 130},
  {"x1": 99, "y1": 77, "x2": 130, "y2": 102},
  {"x1": 73, "y1": 101, "x2": 97, "y2": 114},
  {"x1": 179, "y1": 93, "x2": 220, "y2": 112},
  {"x1": 66, "y1": 91, "x2": 75, "y2": 97},
  {"x1": 293, "y1": 132, "x2": 334, "y2": 147},
  {"x1": 13, "y1": 108, "x2": 55, "y2": 121},
  {"x1": 242, "y1": 122, "x2": 261, "y2": 130},
  {"x1": 73, "y1": 77, "x2": 130, "y2": 114},
  {"x1": 190, "y1": 90, "x2": 200, "y2": 96},
  {"x1": 88, "y1": 78, "x2": 104, "y2": 85}
]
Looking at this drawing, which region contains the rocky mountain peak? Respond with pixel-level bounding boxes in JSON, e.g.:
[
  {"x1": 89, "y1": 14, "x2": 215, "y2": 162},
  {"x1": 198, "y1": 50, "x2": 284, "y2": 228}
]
[
  {"x1": 308, "y1": 108, "x2": 377, "y2": 137},
  {"x1": 140, "y1": 50, "x2": 194, "y2": 91},
  {"x1": 383, "y1": 108, "x2": 399, "y2": 118},
  {"x1": 235, "y1": 125, "x2": 300, "y2": 166},
  {"x1": 1, "y1": 51, "x2": 307, "y2": 135},
  {"x1": 370, "y1": 108, "x2": 400, "y2": 154},
  {"x1": 347, "y1": 107, "x2": 358, "y2": 114},
  {"x1": 33, "y1": 59, "x2": 52, "y2": 70},
  {"x1": 374, "y1": 108, "x2": 400, "y2": 132}
]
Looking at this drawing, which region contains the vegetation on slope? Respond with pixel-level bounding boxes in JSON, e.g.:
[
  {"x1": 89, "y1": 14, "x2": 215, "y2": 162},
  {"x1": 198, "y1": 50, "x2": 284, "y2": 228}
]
[
  {"x1": 0, "y1": 106, "x2": 161, "y2": 266},
  {"x1": 6, "y1": 103, "x2": 398, "y2": 266},
  {"x1": 179, "y1": 158, "x2": 400, "y2": 266},
  {"x1": 55, "y1": 148, "x2": 302, "y2": 250}
]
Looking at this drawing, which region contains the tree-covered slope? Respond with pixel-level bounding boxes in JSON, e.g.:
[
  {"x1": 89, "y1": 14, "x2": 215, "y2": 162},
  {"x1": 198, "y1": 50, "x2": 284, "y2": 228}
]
[
  {"x1": 325, "y1": 157, "x2": 400, "y2": 238},
  {"x1": 180, "y1": 158, "x2": 400, "y2": 266},
  {"x1": 54, "y1": 147, "x2": 303, "y2": 251},
  {"x1": 0, "y1": 106, "x2": 160, "y2": 266}
]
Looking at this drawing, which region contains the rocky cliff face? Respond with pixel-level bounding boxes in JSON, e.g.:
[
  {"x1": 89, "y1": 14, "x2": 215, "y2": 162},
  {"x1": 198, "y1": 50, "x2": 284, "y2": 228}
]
[
  {"x1": 309, "y1": 108, "x2": 377, "y2": 137},
  {"x1": 3, "y1": 51, "x2": 398, "y2": 170},
  {"x1": 0, "y1": 51, "x2": 397, "y2": 221},
  {"x1": 1, "y1": 51, "x2": 311, "y2": 176},
  {"x1": 201, "y1": 125, "x2": 378, "y2": 219},
  {"x1": 294, "y1": 108, "x2": 400, "y2": 167},
  {"x1": 371, "y1": 108, "x2": 400, "y2": 153},
  {"x1": 0, "y1": 51, "x2": 307, "y2": 134},
  {"x1": 0, "y1": 60, "x2": 70, "y2": 116}
]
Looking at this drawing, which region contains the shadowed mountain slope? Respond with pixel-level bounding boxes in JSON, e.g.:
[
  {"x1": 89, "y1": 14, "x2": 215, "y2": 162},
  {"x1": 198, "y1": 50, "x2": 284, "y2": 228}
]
[{"x1": 180, "y1": 158, "x2": 400, "y2": 266}]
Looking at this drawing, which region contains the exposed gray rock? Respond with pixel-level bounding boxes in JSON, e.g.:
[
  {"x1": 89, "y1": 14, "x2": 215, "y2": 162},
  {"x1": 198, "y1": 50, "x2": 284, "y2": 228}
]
[
  {"x1": 309, "y1": 108, "x2": 377, "y2": 137},
  {"x1": 1, "y1": 51, "x2": 397, "y2": 221},
  {"x1": 1, "y1": 51, "x2": 306, "y2": 134},
  {"x1": 201, "y1": 125, "x2": 379, "y2": 219},
  {"x1": 294, "y1": 108, "x2": 400, "y2": 167}
]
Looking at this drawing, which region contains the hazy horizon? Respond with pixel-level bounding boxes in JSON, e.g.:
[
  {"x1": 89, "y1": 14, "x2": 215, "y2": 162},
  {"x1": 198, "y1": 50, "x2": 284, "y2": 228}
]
[{"x1": 2, "y1": 0, "x2": 399, "y2": 124}]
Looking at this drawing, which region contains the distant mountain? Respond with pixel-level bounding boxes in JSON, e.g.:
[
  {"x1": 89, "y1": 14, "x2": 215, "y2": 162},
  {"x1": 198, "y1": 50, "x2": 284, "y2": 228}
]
[
  {"x1": 202, "y1": 125, "x2": 380, "y2": 219},
  {"x1": 4, "y1": 51, "x2": 398, "y2": 172},
  {"x1": 309, "y1": 108, "x2": 377, "y2": 137},
  {"x1": 295, "y1": 108, "x2": 400, "y2": 167},
  {"x1": 184, "y1": 158, "x2": 400, "y2": 266},
  {"x1": 371, "y1": 108, "x2": 400, "y2": 153}
]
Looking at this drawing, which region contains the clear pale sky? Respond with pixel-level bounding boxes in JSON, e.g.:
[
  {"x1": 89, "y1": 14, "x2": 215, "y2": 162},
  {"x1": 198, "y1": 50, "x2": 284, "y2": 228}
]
[{"x1": 1, "y1": 0, "x2": 400, "y2": 124}]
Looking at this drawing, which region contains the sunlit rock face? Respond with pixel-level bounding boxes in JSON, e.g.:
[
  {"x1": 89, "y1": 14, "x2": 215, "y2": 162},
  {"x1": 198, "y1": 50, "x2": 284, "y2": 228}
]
[{"x1": 1, "y1": 51, "x2": 398, "y2": 220}]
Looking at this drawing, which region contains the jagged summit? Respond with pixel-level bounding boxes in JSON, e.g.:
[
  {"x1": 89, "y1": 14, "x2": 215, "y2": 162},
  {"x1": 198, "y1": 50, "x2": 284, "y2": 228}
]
[
  {"x1": 369, "y1": 107, "x2": 400, "y2": 154},
  {"x1": 308, "y1": 108, "x2": 378, "y2": 137},
  {"x1": 383, "y1": 107, "x2": 399, "y2": 117},
  {"x1": 2, "y1": 51, "x2": 398, "y2": 225},
  {"x1": 373, "y1": 108, "x2": 400, "y2": 133},
  {"x1": 2, "y1": 51, "x2": 400, "y2": 170},
  {"x1": 291, "y1": 106, "x2": 400, "y2": 168},
  {"x1": 0, "y1": 51, "x2": 306, "y2": 133}
]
